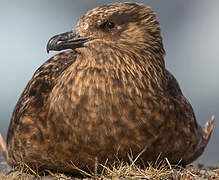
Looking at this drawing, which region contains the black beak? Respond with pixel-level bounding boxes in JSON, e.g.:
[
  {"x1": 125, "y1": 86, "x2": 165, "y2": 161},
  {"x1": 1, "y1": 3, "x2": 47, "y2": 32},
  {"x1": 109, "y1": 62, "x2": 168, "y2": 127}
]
[{"x1": 46, "y1": 30, "x2": 92, "y2": 53}]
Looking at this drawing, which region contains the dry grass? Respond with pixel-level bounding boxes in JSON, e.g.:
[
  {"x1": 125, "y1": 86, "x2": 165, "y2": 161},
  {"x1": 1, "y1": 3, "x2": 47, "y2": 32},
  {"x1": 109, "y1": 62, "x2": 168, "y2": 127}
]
[{"x1": 0, "y1": 158, "x2": 218, "y2": 180}]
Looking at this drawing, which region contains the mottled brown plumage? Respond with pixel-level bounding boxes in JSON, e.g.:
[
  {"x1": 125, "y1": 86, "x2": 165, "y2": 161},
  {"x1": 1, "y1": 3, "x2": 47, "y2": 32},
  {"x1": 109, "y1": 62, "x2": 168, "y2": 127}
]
[{"x1": 6, "y1": 2, "x2": 214, "y2": 174}]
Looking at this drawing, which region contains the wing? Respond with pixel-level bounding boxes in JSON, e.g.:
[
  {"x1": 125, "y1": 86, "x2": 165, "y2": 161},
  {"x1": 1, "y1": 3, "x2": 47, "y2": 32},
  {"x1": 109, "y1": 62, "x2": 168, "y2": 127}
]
[
  {"x1": 7, "y1": 51, "x2": 76, "y2": 145},
  {"x1": 163, "y1": 69, "x2": 214, "y2": 164},
  {"x1": 165, "y1": 69, "x2": 183, "y2": 97},
  {"x1": 164, "y1": 69, "x2": 199, "y2": 133}
]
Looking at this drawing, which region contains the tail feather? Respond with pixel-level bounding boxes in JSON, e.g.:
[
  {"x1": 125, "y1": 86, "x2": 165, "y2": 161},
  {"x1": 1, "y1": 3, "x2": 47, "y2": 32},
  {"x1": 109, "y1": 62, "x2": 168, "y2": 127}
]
[
  {"x1": 0, "y1": 133, "x2": 8, "y2": 162},
  {"x1": 203, "y1": 115, "x2": 215, "y2": 140}
]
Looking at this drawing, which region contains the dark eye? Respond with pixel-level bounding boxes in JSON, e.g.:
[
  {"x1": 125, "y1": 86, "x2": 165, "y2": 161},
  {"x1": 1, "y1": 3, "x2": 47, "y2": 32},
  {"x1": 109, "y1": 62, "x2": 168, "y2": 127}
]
[
  {"x1": 106, "y1": 22, "x2": 115, "y2": 29},
  {"x1": 100, "y1": 21, "x2": 115, "y2": 29}
]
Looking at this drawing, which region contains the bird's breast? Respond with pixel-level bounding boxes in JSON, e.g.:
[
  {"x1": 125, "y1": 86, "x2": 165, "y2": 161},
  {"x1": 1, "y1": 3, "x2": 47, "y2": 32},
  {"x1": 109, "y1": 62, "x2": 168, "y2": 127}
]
[
  {"x1": 48, "y1": 63, "x2": 152, "y2": 126},
  {"x1": 51, "y1": 63, "x2": 146, "y2": 106},
  {"x1": 45, "y1": 62, "x2": 164, "y2": 154}
]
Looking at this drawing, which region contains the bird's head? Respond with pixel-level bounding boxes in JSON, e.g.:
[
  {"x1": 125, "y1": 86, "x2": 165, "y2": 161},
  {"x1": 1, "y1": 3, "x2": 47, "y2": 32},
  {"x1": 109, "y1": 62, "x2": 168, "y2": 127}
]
[{"x1": 47, "y1": 2, "x2": 165, "y2": 58}]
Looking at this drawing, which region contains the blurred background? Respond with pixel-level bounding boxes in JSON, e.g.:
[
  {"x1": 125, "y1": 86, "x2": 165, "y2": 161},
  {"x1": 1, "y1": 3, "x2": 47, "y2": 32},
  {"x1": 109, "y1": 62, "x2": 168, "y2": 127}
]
[{"x1": 0, "y1": 0, "x2": 218, "y2": 166}]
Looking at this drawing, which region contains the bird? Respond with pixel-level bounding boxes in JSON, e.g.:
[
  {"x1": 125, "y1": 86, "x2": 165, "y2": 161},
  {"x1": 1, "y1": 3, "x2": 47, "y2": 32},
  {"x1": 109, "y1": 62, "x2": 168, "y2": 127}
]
[{"x1": 5, "y1": 2, "x2": 214, "y2": 174}]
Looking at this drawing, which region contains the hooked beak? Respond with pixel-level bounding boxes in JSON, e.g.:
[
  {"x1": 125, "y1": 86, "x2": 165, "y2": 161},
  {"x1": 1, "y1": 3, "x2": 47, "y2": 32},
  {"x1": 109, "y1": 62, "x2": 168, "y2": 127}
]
[{"x1": 46, "y1": 30, "x2": 92, "y2": 53}]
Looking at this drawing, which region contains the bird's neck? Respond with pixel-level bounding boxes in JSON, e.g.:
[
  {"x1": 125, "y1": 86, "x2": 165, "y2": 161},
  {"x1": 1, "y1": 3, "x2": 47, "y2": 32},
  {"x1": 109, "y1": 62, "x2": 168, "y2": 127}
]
[{"x1": 75, "y1": 43, "x2": 167, "y2": 92}]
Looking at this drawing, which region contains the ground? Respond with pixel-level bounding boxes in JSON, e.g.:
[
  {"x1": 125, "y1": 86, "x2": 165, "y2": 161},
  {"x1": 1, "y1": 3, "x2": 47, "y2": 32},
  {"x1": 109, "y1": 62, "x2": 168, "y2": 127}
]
[{"x1": 0, "y1": 159, "x2": 218, "y2": 180}]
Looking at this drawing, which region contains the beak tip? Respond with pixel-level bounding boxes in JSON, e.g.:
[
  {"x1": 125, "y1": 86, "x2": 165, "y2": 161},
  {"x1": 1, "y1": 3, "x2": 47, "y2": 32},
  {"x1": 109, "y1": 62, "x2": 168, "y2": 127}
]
[
  {"x1": 46, "y1": 35, "x2": 57, "y2": 54},
  {"x1": 46, "y1": 30, "x2": 92, "y2": 53},
  {"x1": 46, "y1": 39, "x2": 53, "y2": 54}
]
